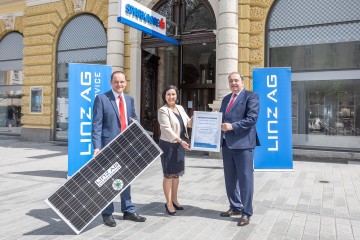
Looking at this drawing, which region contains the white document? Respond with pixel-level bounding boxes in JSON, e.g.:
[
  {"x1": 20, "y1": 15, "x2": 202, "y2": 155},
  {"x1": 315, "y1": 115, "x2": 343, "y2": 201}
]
[{"x1": 190, "y1": 111, "x2": 222, "y2": 152}]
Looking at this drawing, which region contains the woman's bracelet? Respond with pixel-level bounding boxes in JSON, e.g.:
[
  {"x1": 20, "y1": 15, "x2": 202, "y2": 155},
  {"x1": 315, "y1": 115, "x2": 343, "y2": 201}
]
[{"x1": 180, "y1": 140, "x2": 183, "y2": 144}]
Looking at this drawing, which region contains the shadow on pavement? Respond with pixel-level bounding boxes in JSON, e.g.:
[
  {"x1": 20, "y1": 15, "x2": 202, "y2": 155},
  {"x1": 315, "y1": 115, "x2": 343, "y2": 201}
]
[
  {"x1": 10, "y1": 170, "x2": 67, "y2": 179},
  {"x1": 188, "y1": 165, "x2": 223, "y2": 170},
  {"x1": 24, "y1": 208, "x2": 103, "y2": 236},
  {"x1": 24, "y1": 208, "x2": 76, "y2": 236},
  {"x1": 0, "y1": 135, "x2": 68, "y2": 154},
  {"x1": 142, "y1": 201, "x2": 239, "y2": 223}
]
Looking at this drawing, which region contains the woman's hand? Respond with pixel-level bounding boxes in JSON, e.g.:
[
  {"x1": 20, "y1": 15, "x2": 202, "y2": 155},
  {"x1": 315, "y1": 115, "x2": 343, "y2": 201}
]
[
  {"x1": 180, "y1": 140, "x2": 190, "y2": 150},
  {"x1": 188, "y1": 116, "x2": 193, "y2": 127}
]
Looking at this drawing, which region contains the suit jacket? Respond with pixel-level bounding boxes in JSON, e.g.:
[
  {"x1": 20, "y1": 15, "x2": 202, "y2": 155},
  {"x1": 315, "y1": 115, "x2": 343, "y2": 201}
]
[
  {"x1": 220, "y1": 89, "x2": 260, "y2": 149},
  {"x1": 158, "y1": 104, "x2": 190, "y2": 143},
  {"x1": 92, "y1": 90, "x2": 138, "y2": 150}
]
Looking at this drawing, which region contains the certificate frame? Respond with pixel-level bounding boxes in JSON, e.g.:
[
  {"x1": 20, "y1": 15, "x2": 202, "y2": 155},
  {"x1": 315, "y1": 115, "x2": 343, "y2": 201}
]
[
  {"x1": 30, "y1": 86, "x2": 43, "y2": 113},
  {"x1": 190, "y1": 111, "x2": 223, "y2": 152}
]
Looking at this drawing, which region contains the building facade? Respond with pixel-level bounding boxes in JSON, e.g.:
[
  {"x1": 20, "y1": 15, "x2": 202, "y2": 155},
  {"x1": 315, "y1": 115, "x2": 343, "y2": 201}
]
[{"x1": 0, "y1": 0, "x2": 359, "y2": 153}]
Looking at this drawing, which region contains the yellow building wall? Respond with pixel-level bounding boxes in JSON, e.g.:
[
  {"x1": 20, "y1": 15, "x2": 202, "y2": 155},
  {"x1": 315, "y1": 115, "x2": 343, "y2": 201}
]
[
  {"x1": 0, "y1": 0, "x2": 109, "y2": 139},
  {"x1": 0, "y1": 0, "x2": 278, "y2": 140},
  {"x1": 238, "y1": 0, "x2": 275, "y2": 90}
]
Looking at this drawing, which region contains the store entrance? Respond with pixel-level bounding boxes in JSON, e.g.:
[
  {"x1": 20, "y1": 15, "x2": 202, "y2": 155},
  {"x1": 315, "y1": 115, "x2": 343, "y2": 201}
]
[{"x1": 140, "y1": 42, "x2": 216, "y2": 141}]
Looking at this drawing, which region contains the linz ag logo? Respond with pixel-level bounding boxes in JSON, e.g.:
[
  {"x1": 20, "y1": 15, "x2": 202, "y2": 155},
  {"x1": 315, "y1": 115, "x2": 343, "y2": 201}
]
[{"x1": 95, "y1": 162, "x2": 121, "y2": 187}]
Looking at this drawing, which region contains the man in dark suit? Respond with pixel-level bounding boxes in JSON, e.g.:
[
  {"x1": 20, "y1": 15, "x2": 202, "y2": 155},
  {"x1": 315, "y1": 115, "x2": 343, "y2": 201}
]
[
  {"x1": 219, "y1": 72, "x2": 260, "y2": 227},
  {"x1": 92, "y1": 71, "x2": 146, "y2": 227}
]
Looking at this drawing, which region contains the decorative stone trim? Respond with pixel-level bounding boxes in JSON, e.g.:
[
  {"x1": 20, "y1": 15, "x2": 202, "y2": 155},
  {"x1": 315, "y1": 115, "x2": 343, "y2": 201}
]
[
  {"x1": 249, "y1": 49, "x2": 263, "y2": 63},
  {"x1": 25, "y1": 75, "x2": 52, "y2": 85},
  {"x1": 72, "y1": 0, "x2": 87, "y2": 13},
  {"x1": 3, "y1": 15, "x2": 15, "y2": 30},
  {"x1": 26, "y1": 0, "x2": 61, "y2": 7},
  {"x1": 23, "y1": 65, "x2": 53, "y2": 76},
  {"x1": 24, "y1": 13, "x2": 62, "y2": 27},
  {"x1": 23, "y1": 45, "x2": 53, "y2": 56},
  {"x1": 23, "y1": 55, "x2": 53, "y2": 66},
  {"x1": 0, "y1": 11, "x2": 24, "y2": 19},
  {"x1": 250, "y1": 0, "x2": 272, "y2": 8},
  {"x1": 249, "y1": 35, "x2": 262, "y2": 48},
  {"x1": 24, "y1": 34, "x2": 54, "y2": 46},
  {"x1": 238, "y1": 0, "x2": 275, "y2": 88},
  {"x1": 250, "y1": 7, "x2": 266, "y2": 21},
  {"x1": 23, "y1": 23, "x2": 58, "y2": 37}
]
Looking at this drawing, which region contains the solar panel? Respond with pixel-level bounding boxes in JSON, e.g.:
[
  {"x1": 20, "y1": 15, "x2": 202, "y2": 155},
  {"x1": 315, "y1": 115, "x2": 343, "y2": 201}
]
[{"x1": 45, "y1": 121, "x2": 162, "y2": 234}]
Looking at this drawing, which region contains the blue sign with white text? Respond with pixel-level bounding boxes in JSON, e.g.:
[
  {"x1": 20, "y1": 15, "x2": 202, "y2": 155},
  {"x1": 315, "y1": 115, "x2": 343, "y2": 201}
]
[
  {"x1": 253, "y1": 68, "x2": 293, "y2": 170},
  {"x1": 117, "y1": 0, "x2": 179, "y2": 45},
  {"x1": 68, "y1": 63, "x2": 112, "y2": 176}
]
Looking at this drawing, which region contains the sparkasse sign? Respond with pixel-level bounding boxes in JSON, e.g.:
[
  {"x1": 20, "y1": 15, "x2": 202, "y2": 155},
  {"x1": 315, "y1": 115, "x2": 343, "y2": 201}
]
[{"x1": 118, "y1": 0, "x2": 179, "y2": 45}]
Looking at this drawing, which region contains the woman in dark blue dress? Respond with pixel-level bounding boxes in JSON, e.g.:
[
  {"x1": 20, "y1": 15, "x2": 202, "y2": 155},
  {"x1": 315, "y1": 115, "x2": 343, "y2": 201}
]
[{"x1": 158, "y1": 85, "x2": 192, "y2": 215}]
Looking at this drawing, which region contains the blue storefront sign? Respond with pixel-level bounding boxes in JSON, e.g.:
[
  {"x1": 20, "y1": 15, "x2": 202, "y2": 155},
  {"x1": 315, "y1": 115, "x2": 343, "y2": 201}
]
[
  {"x1": 68, "y1": 63, "x2": 112, "y2": 176},
  {"x1": 117, "y1": 0, "x2": 179, "y2": 45},
  {"x1": 253, "y1": 68, "x2": 293, "y2": 170}
]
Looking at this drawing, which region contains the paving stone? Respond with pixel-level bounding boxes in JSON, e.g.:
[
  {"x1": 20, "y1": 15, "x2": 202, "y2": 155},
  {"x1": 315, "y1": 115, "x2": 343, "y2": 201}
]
[{"x1": 0, "y1": 137, "x2": 360, "y2": 239}]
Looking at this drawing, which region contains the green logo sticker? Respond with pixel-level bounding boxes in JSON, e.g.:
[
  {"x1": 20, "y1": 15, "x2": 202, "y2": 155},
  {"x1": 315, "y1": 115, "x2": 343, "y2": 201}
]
[{"x1": 112, "y1": 179, "x2": 123, "y2": 191}]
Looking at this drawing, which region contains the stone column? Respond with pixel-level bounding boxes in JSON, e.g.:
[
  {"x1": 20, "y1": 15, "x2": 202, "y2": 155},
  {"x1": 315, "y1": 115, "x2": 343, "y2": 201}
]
[
  {"x1": 129, "y1": 29, "x2": 142, "y2": 117},
  {"x1": 208, "y1": 0, "x2": 238, "y2": 158},
  {"x1": 107, "y1": 0, "x2": 124, "y2": 71},
  {"x1": 209, "y1": 0, "x2": 238, "y2": 112}
]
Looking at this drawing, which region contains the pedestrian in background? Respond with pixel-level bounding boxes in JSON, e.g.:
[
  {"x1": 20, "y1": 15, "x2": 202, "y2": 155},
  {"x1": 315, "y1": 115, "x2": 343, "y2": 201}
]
[{"x1": 7, "y1": 106, "x2": 15, "y2": 132}]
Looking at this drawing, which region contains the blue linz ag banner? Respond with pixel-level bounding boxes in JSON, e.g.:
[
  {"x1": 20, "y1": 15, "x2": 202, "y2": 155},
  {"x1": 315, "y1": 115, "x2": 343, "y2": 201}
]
[
  {"x1": 253, "y1": 68, "x2": 293, "y2": 170},
  {"x1": 68, "y1": 63, "x2": 112, "y2": 176}
]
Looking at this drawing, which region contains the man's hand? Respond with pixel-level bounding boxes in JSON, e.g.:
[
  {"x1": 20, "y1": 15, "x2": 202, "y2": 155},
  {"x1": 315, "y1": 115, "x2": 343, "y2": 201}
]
[
  {"x1": 93, "y1": 148, "x2": 100, "y2": 157},
  {"x1": 221, "y1": 123, "x2": 233, "y2": 132}
]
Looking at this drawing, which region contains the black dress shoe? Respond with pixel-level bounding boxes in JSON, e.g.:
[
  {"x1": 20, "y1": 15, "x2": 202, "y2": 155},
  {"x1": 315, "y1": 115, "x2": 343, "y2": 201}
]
[
  {"x1": 102, "y1": 215, "x2": 116, "y2": 227},
  {"x1": 123, "y1": 212, "x2": 146, "y2": 222},
  {"x1": 172, "y1": 202, "x2": 184, "y2": 210},
  {"x1": 165, "y1": 204, "x2": 176, "y2": 215},
  {"x1": 238, "y1": 215, "x2": 250, "y2": 226},
  {"x1": 220, "y1": 208, "x2": 242, "y2": 217}
]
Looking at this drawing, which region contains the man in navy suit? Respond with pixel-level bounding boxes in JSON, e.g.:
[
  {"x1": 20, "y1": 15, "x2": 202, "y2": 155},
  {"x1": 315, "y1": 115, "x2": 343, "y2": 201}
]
[
  {"x1": 219, "y1": 72, "x2": 260, "y2": 227},
  {"x1": 92, "y1": 71, "x2": 146, "y2": 227}
]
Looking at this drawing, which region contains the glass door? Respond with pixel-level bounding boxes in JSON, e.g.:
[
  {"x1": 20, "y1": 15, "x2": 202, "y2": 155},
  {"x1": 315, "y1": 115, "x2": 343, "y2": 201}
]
[
  {"x1": 140, "y1": 42, "x2": 216, "y2": 141},
  {"x1": 180, "y1": 43, "x2": 216, "y2": 116}
]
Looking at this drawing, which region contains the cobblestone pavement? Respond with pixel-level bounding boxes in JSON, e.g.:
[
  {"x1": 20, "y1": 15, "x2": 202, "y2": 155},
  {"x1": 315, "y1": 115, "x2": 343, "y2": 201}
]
[{"x1": 0, "y1": 135, "x2": 359, "y2": 240}]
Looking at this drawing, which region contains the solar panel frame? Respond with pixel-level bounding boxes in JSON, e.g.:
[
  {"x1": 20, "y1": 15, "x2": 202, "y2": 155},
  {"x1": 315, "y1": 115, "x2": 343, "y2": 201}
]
[{"x1": 45, "y1": 121, "x2": 162, "y2": 234}]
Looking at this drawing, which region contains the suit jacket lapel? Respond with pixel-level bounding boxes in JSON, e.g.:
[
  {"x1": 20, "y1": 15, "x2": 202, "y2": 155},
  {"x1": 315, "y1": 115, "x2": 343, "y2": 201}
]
[
  {"x1": 106, "y1": 90, "x2": 120, "y2": 122},
  {"x1": 124, "y1": 94, "x2": 132, "y2": 122},
  {"x1": 222, "y1": 94, "x2": 231, "y2": 114}
]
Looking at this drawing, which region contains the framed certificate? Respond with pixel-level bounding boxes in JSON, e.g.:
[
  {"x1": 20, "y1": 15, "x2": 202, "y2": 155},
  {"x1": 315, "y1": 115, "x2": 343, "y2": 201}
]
[{"x1": 190, "y1": 111, "x2": 223, "y2": 152}]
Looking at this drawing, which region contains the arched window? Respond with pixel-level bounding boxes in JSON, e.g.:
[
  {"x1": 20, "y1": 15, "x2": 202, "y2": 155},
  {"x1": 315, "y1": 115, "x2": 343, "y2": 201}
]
[
  {"x1": 0, "y1": 32, "x2": 24, "y2": 132},
  {"x1": 143, "y1": 0, "x2": 216, "y2": 44},
  {"x1": 55, "y1": 14, "x2": 107, "y2": 140}
]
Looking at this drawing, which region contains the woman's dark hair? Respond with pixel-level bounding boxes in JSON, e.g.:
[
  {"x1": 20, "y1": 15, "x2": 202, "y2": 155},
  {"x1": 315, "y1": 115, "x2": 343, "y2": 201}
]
[{"x1": 162, "y1": 85, "x2": 179, "y2": 104}]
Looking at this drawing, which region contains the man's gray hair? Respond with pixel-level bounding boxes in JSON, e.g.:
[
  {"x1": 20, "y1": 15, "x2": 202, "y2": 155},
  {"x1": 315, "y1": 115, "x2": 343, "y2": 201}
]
[{"x1": 228, "y1": 72, "x2": 244, "y2": 81}]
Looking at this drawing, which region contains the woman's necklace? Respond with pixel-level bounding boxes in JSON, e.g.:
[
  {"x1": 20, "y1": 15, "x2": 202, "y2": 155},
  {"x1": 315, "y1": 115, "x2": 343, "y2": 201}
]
[{"x1": 168, "y1": 104, "x2": 178, "y2": 113}]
